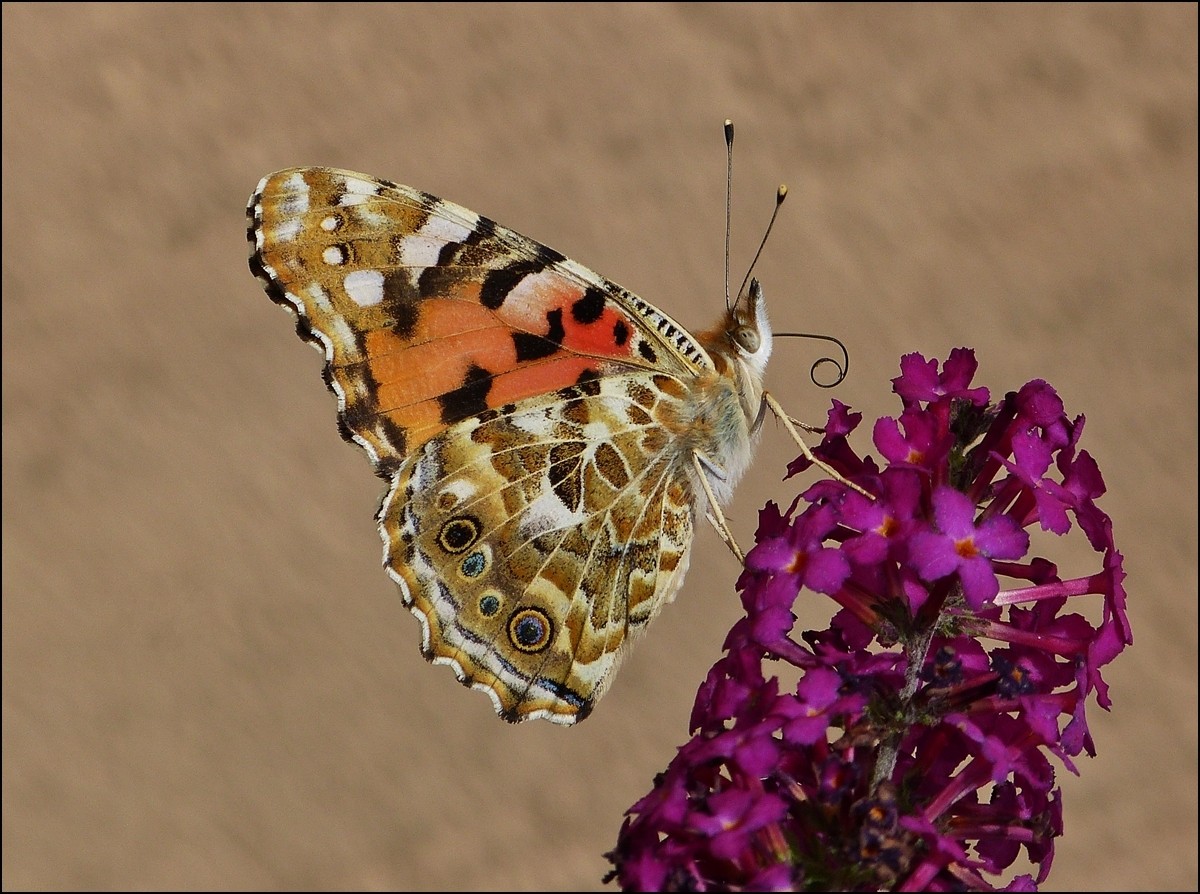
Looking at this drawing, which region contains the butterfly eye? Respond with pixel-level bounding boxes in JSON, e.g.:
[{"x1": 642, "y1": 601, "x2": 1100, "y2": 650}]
[{"x1": 733, "y1": 326, "x2": 761, "y2": 353}]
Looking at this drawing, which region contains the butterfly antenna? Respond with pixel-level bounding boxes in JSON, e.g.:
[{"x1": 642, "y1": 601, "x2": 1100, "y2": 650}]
[
  {"x1": 724, "y1": 119, "x2": 734, "y2": 312},
  {"x1": 737, "y1": 184, "x2": 787, "y2": 305}
]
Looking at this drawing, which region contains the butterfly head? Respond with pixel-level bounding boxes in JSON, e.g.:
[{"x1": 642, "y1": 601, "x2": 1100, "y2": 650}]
[{"x1": 727, "y1": 277, "x2": 773, "y2": 387}]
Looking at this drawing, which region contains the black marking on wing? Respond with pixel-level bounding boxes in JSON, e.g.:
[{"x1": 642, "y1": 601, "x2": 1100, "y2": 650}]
[
  {"x1": 613, "y1": 319, "x2": 629, "y2": 346},
  {"x1": 548, "y1": 441, "x2": 586, "y2": 512},
  {"x1": 570, "y1": 287, "x2": 606, "y2": 324},
  {"x1": 480, "y1": 259, "x2": 544, "y2": 310},
  {"x1": 512, "y1": 308, "x2": 566, "y2": 362},
  {"x1": 576, "y1": 369, "x2": 602, "y2": 391},
  {"x1": 438, "y1": 364, "x2": 493, "y2": 424}
]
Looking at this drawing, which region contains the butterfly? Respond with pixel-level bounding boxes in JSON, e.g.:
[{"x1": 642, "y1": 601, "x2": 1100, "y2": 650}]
[{"x1": 247, "y1": 167, "x2": 786, "y2": 725}]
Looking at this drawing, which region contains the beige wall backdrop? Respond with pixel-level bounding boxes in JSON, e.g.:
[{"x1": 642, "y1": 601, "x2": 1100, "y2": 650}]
[{"x1": 3, "y1": 4, "x2": 1196, "y2": 890}]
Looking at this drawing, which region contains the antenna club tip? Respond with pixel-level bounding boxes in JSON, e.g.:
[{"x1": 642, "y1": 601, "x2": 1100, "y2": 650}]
[
  {"x1": 724, "y1": 119, "x2": 734, "y2": 141},
  {"x1": 777, "y1": 184, "x2": 788, "y2": 202}
]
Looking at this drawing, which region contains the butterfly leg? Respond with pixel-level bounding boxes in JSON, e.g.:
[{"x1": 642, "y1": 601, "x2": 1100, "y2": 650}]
[
  {"x1": 787, "y1": 415, "x2": 826, "y2": 435},
  {"x1": 762, "y1": 391, "x2": 873, "y2": 499},
  {"x1": 691, "y1": 451, "x2": 746, "y2": 564}
]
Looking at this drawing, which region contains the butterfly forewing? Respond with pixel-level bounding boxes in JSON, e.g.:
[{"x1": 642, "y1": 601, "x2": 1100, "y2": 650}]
[{"x1": 249, "y1": 168, "x2": 710, "y2": 474}]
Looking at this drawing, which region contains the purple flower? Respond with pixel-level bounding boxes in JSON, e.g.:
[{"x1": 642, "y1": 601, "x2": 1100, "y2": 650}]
[
  {"x1": 892, "y1": 347, "x2": 990, "y2": 406},
  {"x1": 909, "y1": 487, "x2": 1030, "y2": 608},
  {"x1": 746, "y1": 502, "x2": 852, "y2": 596},
  {"x1": 605, "y1": 350, "x2": 1130, "y2": 892},
  {"x1": 874, "y1": 408, "x2": 953, "y2": 472}
]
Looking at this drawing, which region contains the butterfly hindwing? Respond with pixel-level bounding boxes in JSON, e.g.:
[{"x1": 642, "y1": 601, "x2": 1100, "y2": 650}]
[{"x1": 381, "y1": 374, "x2": 695, "y2": 724}]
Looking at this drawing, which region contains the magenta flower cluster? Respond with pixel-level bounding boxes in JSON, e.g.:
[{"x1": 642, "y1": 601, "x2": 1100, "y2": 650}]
[{"x1": 605, "y1": 349, "x2": 1131, "y2": 891}]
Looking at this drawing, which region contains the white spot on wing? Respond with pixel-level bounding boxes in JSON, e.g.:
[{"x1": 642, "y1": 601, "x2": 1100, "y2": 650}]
[
  {"x1": 396, "y1": 212, "x2": 478, "y2": 268},
  {"x1": 511, "y1": 412, "x2": 546, "y2": 437},
  {"x1": 274, "y1": 219, "x2": 301, "y2": 242},
  {"x1": 397, "y1": 235, "x2": 445, "y2": 269},
  {"x1": 322, "y1": 245, "x2": 345, "y2": 265},
  {"x1": 422, "y1": 211, "x2": 476, "y2": 244},
  {"x1": 505, "y1": 269, "x2": 571, "y2": 329},
  {"x1": 521, "y1": 487, "x2": 586, "y2": 539},
  {"x1": 305, "y1": 283, "x2": 333, "y2": 313},
  {"x1": 439, "y1": 479, "x2": 479, "y2": 506},
  {"x1": 355, "y1": 206, "x2": 389, "y2": 227},
  {"x1": 344, "y1": 269, "x2": 385, "y2": 306},
  {"x1": 343, "y1": 176, "x2": 380, "y2": 196},
  {"x1": 279, "y1": 172, "x2": 310, "y2": 214}
]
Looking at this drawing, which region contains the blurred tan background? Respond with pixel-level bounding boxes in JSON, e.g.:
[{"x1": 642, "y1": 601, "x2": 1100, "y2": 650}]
[{"x1": 3, "y1": 3, "x2": 1196, "y2": 890}]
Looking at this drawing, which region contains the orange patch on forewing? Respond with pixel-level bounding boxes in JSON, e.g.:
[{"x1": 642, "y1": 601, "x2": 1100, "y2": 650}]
[
  {"x1": 351, "y1": 271, "x2": 646, "y2": 451},
  {"x1": 561, "y1": 306, "x2": 639, "y2": 359},
  {"x1": 413, "y1": 292, "x2": 492, "y2": 347},
  {"x1": 383, "y1": 397, "x2": 445, "y2": 448},
  {"x1": 495, "y1": 270, "x2": 637, "y2": 361},
  {"x1": 364, "y1": 329, "x2": 498, "y2": 409},
  {"x1": 364, "y1": 290, "x2": 517, "y2": 411},
  {"x1": 487, "y1": 358, "x2": 599, "y2": 406}
]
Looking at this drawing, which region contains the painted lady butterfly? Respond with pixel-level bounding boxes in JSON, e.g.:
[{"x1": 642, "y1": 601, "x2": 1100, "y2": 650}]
[{"x1": 248, "y1": 167, "x2": 792, "y2": 725}]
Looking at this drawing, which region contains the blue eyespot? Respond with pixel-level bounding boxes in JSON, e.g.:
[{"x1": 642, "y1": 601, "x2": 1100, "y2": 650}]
[
  {"x1": 508, "y1": 608, "x2": 552, "y2": 653},
  {"x1": 461, "y1": 551, "x2": 487, "y2": 578}
]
